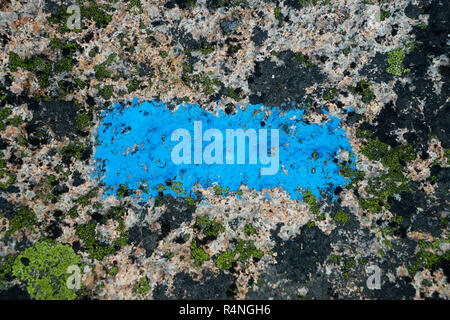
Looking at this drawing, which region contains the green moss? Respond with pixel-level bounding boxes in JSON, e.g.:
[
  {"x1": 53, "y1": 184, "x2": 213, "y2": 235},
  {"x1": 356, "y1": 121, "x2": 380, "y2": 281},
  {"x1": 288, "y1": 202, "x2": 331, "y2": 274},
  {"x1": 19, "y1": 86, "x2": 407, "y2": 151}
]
[
  {"x1": 416, "y1": 22, "x2": 428, "y2": 29},
  {"x1": 113, "y1": 220, "x2": 129, "y2": 247},
  {"x1": 0, "y1": 255, "x2": 15, "y2": 289},
  {"x1": 6, "y1": 206, "x2": 36, "y2": 237},
  {"x1": 214, "y1": 184, "x2": 230, "y2": 196},
  {"x1": 358, "y1": 139, "x2": 416, "y2": 212},
  {"x1": 9, "y1": 53, "x2": 53, "y2": 88},
  {"x1": 274, "y1": 7, "x2": 282, "y2": 19},
  {"x1": 107, "y1": 206, "x2": 126, "y2": 220},
  {"x1": 8, "y1": 52, "x2": 27, "y2": 72},
  {"x1": 77, "y1": 188, "x2": 98, "y2": 206},
  {"x1": 323, "y1": 88, "x2": 337, "y2": 100},
  {"x1": 165, "y1": 252, "x2": 174, "y2": 259},
  {"x1": 379, "y1": 10, "x2": 390, "y2": 21},
  {"x1": 127, "y1": 79, "x2": 140, "y2": 93},
  {"x1": 0, "y1": 169, "x2": 16, "y2": 190},
  {"x1": 127, "y1": 0, "x2": 143, "y2": 13},
  {"x1": 295, "y1": 52, "x2": 314, "y2": 67},
  {"x1": 198, "y1": 41, "x2": 214, "y2": 55},
  {"x1": 226, "y1": 88, "x2": 242, "y2": 102},
  {"x1": 345, "y1": 259, "x2": 355, "y2": 270},
  {"x1": 348, "y1": 81, "x2": 375, "y2": 104},
  {"x1": 98, "y1": 85, "x2": 114, "y2": 100},
  {"x1": 445, "y1": 149, "x2": 450, "y2": 164},
  {"x1": 89, "y1": 48, "x2": 98, "y2": 58},
  {"x1": 214, "y1": 239, "x2": 264, "y2": 271},
  {"x1": 298, "y1": 0, "x2": 320, "y2": 6},
  {"x1": 68, "y1": 206, "x2": 78, "y2": 218},
  {"x1": 244, "y1": 223, "x2": 257, "y2": 236},
  {"x1": 329, "y1": 254, "x2": 341, "y2": 264},
  {"x1": 116, "y1": 184, "x2": 130, "y2": 198},
  {"x1": 190, "y1": 239, "x2": 209, "y2": 267},
  {"x1": 360, "y1": 137, "x2": 389, "y2": 161},
  {"x1": 48, "y1": 5, "x2": 71, "y2": 26},
  {"x1": 54, "y1": 56, "x2": 75, "y2": 74},
  {"x1": 408, "y1": 240, "x2": 449, "y2": 276},
  {"x1": 135, "y1": 276, "x2": 150, "y2": 296},
  {"x1": 62, "y1": 142, "x2": 84, "y2": 160},
  {"x1": 386, "y1": 49, "x2": 410, "y2": 76},
  {"x1": 107, "y1": 266, "x2": 119, "y2": 276},
  {"x1": 194, "y1": 216, "x2": 225, "y2": 238},
  {"x1": 215, "y1": 249, "x2": 234, "y2": 271},
  {"x1": 80, "y1": 2, "x2": 112, "y2": 28},
  {"x1": 76, "y1": 113, "x2": 92, "y2": 132},
  {"x1": 234, "y1": 239, "x2": 263, "y2": 267},
  {"x1": 301, "y1": 189, "x2": 320, "y2": 215},
  {"x1": 94, "y1": 64, "x2": 111, "y2": 81},
  {"x1": 12, "y1": 240, "x2": 81, "y2": 300},
  {"x1": 334, "y1": 209, "x2": 349, "y2": 224},
  {"x1": 76, "y1": 220, "x2": 115, "y2": 260}
]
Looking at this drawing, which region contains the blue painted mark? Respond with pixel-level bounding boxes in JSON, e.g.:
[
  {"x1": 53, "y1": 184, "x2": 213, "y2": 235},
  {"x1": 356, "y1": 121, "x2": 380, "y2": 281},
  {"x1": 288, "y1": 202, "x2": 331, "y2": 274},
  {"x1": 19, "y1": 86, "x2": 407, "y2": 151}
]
[{"x1": 93, "y1": 100, "x2": 354, "y2": 201}]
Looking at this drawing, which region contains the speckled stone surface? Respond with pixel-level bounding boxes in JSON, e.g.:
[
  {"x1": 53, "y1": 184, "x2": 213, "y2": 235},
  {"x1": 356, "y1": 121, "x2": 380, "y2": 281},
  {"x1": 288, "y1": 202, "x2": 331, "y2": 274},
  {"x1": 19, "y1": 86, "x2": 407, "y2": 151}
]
[{"x1": 0, "y1": 0, "x2": 448, "y2": 300}]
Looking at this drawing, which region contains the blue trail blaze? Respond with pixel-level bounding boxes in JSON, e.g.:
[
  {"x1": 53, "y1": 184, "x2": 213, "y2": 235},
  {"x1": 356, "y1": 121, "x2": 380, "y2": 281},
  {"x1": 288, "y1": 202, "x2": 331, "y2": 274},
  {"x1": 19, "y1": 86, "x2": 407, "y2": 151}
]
[{"x1": 93, "y1": 100, "x2": 354, "y2": 201}]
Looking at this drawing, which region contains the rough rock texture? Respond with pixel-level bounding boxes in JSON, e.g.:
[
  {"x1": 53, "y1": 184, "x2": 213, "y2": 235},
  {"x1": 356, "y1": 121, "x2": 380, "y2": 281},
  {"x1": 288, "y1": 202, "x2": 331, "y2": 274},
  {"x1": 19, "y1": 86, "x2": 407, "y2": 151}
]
[{"x1": 0, "y1": 0, "x2": 448, "y2": 300}]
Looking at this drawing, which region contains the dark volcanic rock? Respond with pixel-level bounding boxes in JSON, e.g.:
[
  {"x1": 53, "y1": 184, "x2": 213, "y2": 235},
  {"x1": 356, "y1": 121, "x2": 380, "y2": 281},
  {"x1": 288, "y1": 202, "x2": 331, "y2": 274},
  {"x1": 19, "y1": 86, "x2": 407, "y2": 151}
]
[
  {"x1": 248, "y1": 50, "x2": 324, "y2": 109},
  {"x1": 272, "y1": 225, "x2": 332, "y2": 283}
]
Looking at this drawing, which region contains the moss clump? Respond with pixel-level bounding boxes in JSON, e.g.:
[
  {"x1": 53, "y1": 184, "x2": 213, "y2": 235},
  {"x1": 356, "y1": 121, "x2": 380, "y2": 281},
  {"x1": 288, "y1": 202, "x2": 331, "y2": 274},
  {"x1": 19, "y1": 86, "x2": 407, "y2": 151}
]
[
  {"x1": 0, "y1": 169, "x2": 16, "y2": 190},
  {"x1": 379, "y1": 9, "x2": 390, "y2": 21},
  {"x1": 348, "y1": 81, "x2": 375, "y2": 104},
  {"x1": 323, "y1": 88, "x2": 337, "y2": 100},
  {"x1": 226, "y1": 88, "x2": 242, "y2": 102},
  {"x1": 107, "y1": 266, "x2": 119, "y2": 276},
  {"x1": 76, "y1": 206, "x2": 128, "y2": 260},
  {"x1": 244, "y1": 223, "x2": 257, "y2": 236},
  {"x1": 190, "y1": 239, "x2": 209, "y2": 267},
  {"x1": 199, "y1": 41, "x2": 214, "y2": 55},
  {"x1": 338, "y1": 163, "x2": 365, "y2": 189},
  {"x1": 98, "y1": 85, "x2": 113, "y2": 100},
  {"x1": 94, "y1": 64, "x2": 111, "y2": 81},
  {"x1": 188, "y1": 72, "x2": 221, "y2": 95},
  {"x1": 213, "y1": 184, "x2": 230, "y2": 196},
  {"x1": 76, "y1": 220, "x2": 114, "y2": 260},
  {"x1": 295, "y1": 52, "x2": 314, "y2": 67},
  {"x1": 116, "y1": 184, "x2": 131, "y2": 198},
  {"x1": 80, "y1": 2, "x2": 112, "y2": 28},
  {"x1": 135, "y1": 276, "x2": 151, "y2": 295},
  {"x1": 77, "y1": 188, "x2": 98, "y2": 206},
  {"x1": 234, "y1": 239, "x2": 264, "y2": 267},
  {"x1": 194, "y1": 216, "x2": 225, "y2": 238},
  {"x1": 62, "y1": 142, "x2": 84, "y2": 161},
  {"x1": 9, "y1": 39, "x2": 78, "y2": 89},
  {"x1": 107, "y1": 206, "x2": 126, "y2": 220},
  {"x1": 9, "y1": 53, "x2": 53, "y2": 88},
  {"x1": 386, "y1": 49, "x2": 410, "y2": 76},
  {"x1": 12, "y1": 240, "x2": 81, "y2": 300},
  {"x1": 408, "y1": 239, "x2": 450, "y2": 276},
  {"x1": 359, "y1": 140, "x2": 416, "y2": 213},
  {"x1": 334, "y1": 210, "x2": 349, "y2": 224},
  {"x1": 75, "y1": 112, "x2": 92, "y2": 132},
  {"x1": 7, "y1": 206, "x2": 37, "y2": 237},
  {"x1": 0, "y1": 255, "x2": 15, "y2": 290},
  {"x1": 127, "y1": 79, "x2": 140, "y2": 93},
  {"x1": 214, "y1": 239, "x2": 264, "y2": 271},
  {"x1": 68, "y1": 206, "x2": 78, "y2": 218},
  {"x1": 301, "y1": 190, "x2": 320, "y2": 215},
  {"x1": 360, "y1": 137, "x2": 389, "y2": 161},
  {"x1": 215, "y1": 249, "x2": 235, "y2": 271},
  {"x1": 298, "y1": 0, "x2": 320, "y2": 6}
]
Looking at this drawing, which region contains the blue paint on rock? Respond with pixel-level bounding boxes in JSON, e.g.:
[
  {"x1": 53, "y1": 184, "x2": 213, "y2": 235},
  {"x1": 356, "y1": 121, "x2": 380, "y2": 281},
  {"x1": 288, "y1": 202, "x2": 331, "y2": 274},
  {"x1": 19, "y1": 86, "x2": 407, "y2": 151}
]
[{"x1": 93, "y1": 100, "x2": 354, "y2": 201}]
